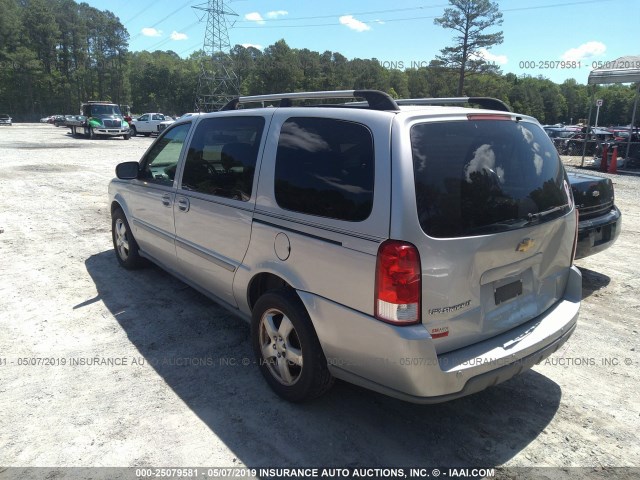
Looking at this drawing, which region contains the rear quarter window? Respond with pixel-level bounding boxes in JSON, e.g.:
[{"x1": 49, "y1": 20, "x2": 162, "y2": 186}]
[
  {"x1": 274, "y1": 117, "x2": 374, "y2": 222},
  {"x1": 411, "y1": 119, "x2": 571, "y2": 238}
]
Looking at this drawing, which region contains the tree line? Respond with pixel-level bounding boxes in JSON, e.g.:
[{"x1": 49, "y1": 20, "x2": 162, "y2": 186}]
[{"x1": 0, "y1": 0, "x2": 637, "y2": 126}]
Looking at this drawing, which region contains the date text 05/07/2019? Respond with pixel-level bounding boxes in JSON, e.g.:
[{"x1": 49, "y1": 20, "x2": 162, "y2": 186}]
[{"x1": 519, "y1": 60, "x2": 640, "y2": 70}]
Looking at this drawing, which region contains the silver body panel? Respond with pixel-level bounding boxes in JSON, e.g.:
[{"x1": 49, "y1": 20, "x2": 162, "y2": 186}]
[{"x1": 109, "y1": 104, "x2": 581, "y2": 403}]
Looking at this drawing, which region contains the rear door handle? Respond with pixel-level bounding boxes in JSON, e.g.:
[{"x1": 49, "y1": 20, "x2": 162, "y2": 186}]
[
  {"x1": 177, "y1": 196, "x2": 190, "y2": 212},
  {"x1": 161, "y1": 194, "x2": 171, "y2": 207}
]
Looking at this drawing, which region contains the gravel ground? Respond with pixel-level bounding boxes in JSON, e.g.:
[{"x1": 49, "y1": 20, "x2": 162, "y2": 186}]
[{"x1": 0, "y1": 124, "x2": 639, "y2": 479}]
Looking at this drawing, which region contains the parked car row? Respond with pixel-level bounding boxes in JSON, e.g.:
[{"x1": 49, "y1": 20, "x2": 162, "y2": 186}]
[
  {"x1": 544, "y1": 124, "x2": 639, "y2": 156},
  {"x1": 40, "y1": 115, "x2": 64, "y2": 124}
]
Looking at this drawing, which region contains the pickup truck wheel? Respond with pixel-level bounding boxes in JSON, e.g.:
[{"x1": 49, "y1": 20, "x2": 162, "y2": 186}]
[
  {"x1": 129, "y1": 126, "x2": 136, "y2": 137},
  {"x1": 143, "y1": 132, "x2": 151, "y2": 137},
  {"x1": 123, "y1": 133, "x2": 131, "y2": 140},
  {"x1": 112, "y1": 208, "x2": 143, "y2": 269},
  {"x1": 251, "y1": 288, "x2": 333, "y2": 402}
]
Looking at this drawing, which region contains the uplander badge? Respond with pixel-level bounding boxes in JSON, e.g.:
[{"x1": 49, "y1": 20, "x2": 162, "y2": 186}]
[{"x1": 429, "y1": 300, "x2": 471, "y2": 315}]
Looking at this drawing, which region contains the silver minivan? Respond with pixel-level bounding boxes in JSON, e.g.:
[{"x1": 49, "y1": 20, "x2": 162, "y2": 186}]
[{"x1": 109, "y1": 90, "x2": 580, "y2": 403}]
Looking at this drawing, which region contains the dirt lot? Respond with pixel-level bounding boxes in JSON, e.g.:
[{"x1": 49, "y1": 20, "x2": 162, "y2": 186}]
[{"x1": 1, "y1": 124, "x2": 639, "y2": 477}]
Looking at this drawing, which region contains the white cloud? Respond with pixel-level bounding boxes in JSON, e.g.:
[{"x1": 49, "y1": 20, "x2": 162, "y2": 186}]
[
  {"x1": 339, "y1": 15, "x2": 371, "y2": 32},
  {"x1": 266, "y1": 10, "x2": 288, "y2": 19},
  {"x1": 374, "y1": 19, "x2": 385, "y2": 25},
  {"x1": 561, "y1": 41, "x2": 606, "y2": 61},
  {"x1": 241, "y1": 43, "x2": 263, "y2": 50},
  {"x1": 245, "y1": 12, "x2": 265, "y2": 24},
  {"x1": 170, "y1": 31, "x2": 188, "y2": 41},
  {"x1": 472, "y1": 47, "x2": 508, "y2": 65},
  {"x1": 141, "y1": 27, "x2": 162, "y2": 37}
]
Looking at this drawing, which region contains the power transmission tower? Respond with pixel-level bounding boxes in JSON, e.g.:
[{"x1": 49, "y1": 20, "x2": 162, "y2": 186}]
[{"x1": 193, "y1": 1, "x2": 239, "y2": 112}]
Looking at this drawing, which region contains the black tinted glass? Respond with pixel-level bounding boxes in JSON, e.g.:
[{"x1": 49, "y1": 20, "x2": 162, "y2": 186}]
[
  {"x1": 411, "y1": 120, "x2": 571, "y2": 238},
  {"x1": 274, "y1": 118, "x2": 374, "y2": 222},
  {"x1": 181, "y1": 116, "x2": 264, "y2": 201}
]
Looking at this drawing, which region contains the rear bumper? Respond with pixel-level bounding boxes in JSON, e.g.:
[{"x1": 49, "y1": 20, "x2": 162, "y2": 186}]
[
  {"x1": 575, "y1": 206, "x2": 621, "y2": 259},
  {"x1": 298, "y1": 266, "x2": 581, "y2": 403}
]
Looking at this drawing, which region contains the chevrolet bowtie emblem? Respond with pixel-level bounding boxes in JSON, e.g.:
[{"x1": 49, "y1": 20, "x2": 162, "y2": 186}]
[{"x1": 516, "y1": 238, "x2": 534, "y2": 252}]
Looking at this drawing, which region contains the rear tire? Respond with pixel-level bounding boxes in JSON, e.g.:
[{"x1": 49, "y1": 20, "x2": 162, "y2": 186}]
[
  {"x1": 112, "y1": 208, "x2": 143, "y2": 269},
  {"x1": 251, "y1": 288, "x2": 333, "y2": 402},
  {"x1": 130, "y1": 126, "x2": 137, "y2": 137}
]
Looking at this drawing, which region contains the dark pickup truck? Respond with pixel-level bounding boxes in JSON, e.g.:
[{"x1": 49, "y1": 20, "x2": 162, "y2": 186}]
[{"x1": 568, "y1": 171, "x2": 621, "y2": 259}]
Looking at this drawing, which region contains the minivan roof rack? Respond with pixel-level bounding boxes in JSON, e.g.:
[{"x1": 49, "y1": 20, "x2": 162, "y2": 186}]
[
  {"x1": 220, "y1": 91, "x2": 512, "y2": 113},
  {"x1": 220, "y1": 90, "x2": 399, "y2": 111},
  {"x1": 395, "y1": 97, "x2": 512, "y2": 112}
]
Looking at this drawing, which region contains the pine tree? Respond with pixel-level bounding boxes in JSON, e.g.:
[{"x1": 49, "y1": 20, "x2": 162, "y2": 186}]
[{"x1": 434, "y1": 0, "x2": 504, "y2": 96}]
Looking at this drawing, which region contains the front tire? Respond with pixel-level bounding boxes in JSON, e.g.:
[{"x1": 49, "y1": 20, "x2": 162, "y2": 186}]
[
  {"x1": 130, "y1": 126, "x2": 137, "y2": 137},
  {"x1": 112, "y1": 208, "x2": 143, "y2": 269},
  {"x1": 251, "y1": 289, "x2": 333, "y2": 402}
]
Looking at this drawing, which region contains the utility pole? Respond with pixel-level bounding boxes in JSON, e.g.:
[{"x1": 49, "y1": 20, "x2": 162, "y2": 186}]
[{"x1": 193, "y1": 0, "x2": 239, "y2": 112}]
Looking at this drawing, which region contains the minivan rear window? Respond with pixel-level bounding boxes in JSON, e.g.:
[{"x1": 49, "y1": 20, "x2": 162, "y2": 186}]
[{"x1": 411, "y1": 119, "x2": 571, "y2": 238}]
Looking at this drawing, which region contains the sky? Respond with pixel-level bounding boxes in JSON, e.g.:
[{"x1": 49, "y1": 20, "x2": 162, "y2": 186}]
[{"x1": 84, "y1": 0, "x2": 640, "y2": 85}]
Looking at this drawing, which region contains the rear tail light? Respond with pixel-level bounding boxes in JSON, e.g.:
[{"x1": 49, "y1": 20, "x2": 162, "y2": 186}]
[
  {"x1": 375, "y1": 240, "x2": 421, "y2": 325},
  {"x1": 571, "y1": 208, "x2": 579, "y2": 264}
]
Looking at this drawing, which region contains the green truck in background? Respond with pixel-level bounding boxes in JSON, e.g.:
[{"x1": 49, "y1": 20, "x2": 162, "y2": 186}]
[{"x1": 67, "y1": 101, "x2": 130, "y2": 140}]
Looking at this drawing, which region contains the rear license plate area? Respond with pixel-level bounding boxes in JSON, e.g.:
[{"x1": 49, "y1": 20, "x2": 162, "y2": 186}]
[
  {"x1": 494, "y1": 280, "x2": 523, "y2": 305},
  {"x1": 594, "y1": 225, "x2": 612, "y2": 245}
]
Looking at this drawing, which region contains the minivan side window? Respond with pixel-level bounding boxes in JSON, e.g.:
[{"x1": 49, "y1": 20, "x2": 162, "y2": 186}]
[
  {"x1": 139, "y1": 123, "x2": 191, "y2": 186},
  {"x1": 274, "y1": 117, "x2": 374, "y2": 222},
  {"x1": 180, "y1": 116, "x2": 265, "y2": 201}
]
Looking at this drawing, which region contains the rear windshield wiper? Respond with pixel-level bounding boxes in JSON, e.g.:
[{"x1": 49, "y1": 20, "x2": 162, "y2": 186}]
[
  {"x1": 467, "y1": 204, "x2": 570, "y2": 235},
  {"x1": 466, "y1": 217, "x2": 534, "y2": 234},
  {"x1": 527, "y1": 204, "x2": 570, "y2": 222}
]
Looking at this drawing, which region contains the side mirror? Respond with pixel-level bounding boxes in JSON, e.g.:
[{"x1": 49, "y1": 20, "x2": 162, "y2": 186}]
[{"x1": 116, "y1": 161, "x2": 139, "y2": 180}]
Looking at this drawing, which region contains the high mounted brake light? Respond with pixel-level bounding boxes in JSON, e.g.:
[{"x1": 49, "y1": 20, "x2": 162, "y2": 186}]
[
  {"x1": 375, "y1": 240, "x2": 421, "y2": 325},
  {"x1": 466, "y1": 114, "x2": 512, "y2": 121}
]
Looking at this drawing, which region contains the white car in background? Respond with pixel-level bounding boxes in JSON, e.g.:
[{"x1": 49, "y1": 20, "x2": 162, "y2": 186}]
[
  {"x1": 157, "y1": 112, "x2": 201, "y2": 134},
  {"x1": 129, "y1": 113, "x2": 172, "y2": 137}
]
